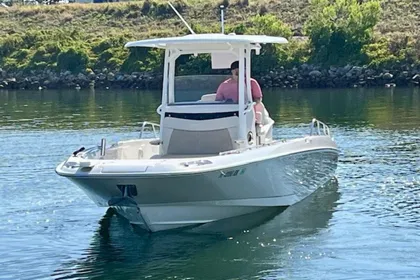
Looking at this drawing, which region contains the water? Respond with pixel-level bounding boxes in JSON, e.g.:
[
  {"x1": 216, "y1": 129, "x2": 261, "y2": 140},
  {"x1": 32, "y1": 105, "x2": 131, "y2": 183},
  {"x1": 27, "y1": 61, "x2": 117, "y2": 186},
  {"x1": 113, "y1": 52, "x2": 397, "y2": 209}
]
[{"x1": 0, "y1": 87, "x2": 419, "y2": 280}]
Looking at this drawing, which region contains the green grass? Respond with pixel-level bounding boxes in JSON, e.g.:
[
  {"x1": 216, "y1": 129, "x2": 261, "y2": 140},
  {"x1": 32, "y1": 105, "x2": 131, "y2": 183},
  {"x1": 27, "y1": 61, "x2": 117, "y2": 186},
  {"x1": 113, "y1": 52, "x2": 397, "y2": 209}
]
[
  {"x1": 0, "y1": 0, "x2": 418, "y2": 73},
  {"x1": 1, "y1": 0, "x2": 417, "y2": 37}
]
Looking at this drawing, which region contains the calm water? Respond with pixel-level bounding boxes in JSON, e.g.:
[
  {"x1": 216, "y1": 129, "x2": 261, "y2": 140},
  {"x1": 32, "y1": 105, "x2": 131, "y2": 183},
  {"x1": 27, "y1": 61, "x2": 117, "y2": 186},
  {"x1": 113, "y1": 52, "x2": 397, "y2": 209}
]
[{"x1": 0, "y1": 87, "x2": 419, "y2": 280}]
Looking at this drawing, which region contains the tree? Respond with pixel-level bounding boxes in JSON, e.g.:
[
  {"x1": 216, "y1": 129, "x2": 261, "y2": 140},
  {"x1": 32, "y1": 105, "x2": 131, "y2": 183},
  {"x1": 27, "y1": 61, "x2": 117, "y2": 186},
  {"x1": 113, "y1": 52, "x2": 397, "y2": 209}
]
[
  {"x1": 304, "y1": 0, "x2": 381, "y2": 65},
  {"x1": 248, "y1": 14, "x2": 293, "y2": 71}
]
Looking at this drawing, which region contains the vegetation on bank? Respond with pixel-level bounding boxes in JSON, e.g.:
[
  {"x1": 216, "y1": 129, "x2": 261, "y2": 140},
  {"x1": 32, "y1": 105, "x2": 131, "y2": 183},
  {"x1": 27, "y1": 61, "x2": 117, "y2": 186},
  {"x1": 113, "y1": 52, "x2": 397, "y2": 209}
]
[{"x1": 0, "y1": 0, "x2": 419, "y2": 78}]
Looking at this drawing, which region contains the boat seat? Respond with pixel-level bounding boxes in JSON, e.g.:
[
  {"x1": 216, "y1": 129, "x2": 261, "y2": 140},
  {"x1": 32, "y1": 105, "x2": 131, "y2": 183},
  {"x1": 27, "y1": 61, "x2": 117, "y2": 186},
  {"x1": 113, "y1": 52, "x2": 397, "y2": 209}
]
[{"x1": 200, "y1": 93, "x2": 216, "y2": 102}]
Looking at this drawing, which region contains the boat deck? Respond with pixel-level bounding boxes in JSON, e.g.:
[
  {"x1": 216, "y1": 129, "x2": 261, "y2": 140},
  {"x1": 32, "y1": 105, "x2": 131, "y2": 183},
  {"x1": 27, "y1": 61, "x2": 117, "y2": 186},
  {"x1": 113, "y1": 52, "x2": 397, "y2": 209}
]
[{"x1": 150, "y1": 154, "x2": 218, "y2": 159}]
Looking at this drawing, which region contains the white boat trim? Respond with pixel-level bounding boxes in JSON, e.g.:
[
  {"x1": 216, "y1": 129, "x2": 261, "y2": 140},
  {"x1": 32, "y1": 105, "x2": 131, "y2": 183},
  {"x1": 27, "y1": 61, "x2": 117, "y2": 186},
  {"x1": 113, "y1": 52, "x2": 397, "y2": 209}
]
[
  {"x1": 56, "y1": 139, "x2": 337, "y2": 178},
  {"x1": 125, "y1": 34, "x2": 288, "y2": 49}
]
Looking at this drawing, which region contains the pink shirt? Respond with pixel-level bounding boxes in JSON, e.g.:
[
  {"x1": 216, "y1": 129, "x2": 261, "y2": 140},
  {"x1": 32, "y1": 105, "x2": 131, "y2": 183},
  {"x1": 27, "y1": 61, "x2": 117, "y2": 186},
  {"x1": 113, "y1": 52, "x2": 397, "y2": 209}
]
[{"x1": 215, "y1": 78, "x2": 263, "y2": 103}]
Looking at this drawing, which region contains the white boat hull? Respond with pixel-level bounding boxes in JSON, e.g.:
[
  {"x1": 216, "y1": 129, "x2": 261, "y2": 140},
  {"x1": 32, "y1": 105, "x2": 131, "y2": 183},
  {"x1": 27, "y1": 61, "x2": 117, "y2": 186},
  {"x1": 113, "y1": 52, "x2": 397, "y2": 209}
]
[{"x1": 57, "y1": 136, "x2": 338, "y2": 232}]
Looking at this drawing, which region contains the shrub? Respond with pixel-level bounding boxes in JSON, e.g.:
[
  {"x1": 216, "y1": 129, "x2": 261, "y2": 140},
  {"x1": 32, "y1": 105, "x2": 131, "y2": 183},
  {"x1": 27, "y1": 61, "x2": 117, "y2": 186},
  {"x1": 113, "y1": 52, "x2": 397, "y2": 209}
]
[
  {"x1": 12, "y1": 48, "x2": 30, "y2": 60},
  {"x1": 361, "y1": 34, "x2": 420, "y2": 67},
  {"x1": 249, "y1": 14, "x2": 293, "y2": 38},
  {"x1": 304, "y1": 0, "x2": 381, "y2": 66},
  {"x1": 248, "y1": 15, "x2": 294, "y2": 71},
  {"x1": 120, "y1": 47, "x2": 163, "y2": 73},
  {"x1": 153, "y1": 2, "x2": 176, "y2": 18},
  {"x1": 219, "y1": 0, "x2": 229, "y2": 8},
  {"x1": 0, "y1": 34, "x2": 24, "y2": 57},
  {"x1": 57, "y1": 47, "x2": 89, "y2": 73},
  {"x1": 238, "y1": 0, "x2": 249, "y2": 8},
  {"x1": 141, "y1": 0, "x2": 151, "y2": 15},
  {"x1": 258, "y1": 4, "x2": 268, "y2": 16}
]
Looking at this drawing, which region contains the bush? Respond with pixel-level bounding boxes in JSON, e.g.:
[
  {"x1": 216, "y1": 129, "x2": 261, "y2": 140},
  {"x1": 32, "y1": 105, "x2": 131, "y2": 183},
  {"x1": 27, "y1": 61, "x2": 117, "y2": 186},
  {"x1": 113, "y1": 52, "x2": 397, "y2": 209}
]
[
  {"x1": 225, "y1": 23, "x2": 246, "y2": 34},
  {"x1": 153, "y1": 2, "x2": 177, "y2": 18},
  {"x1": 12, "y1": 48, "x2": 30, "y2": 60},
  {"x1": 219, "y1": 0, "x2": 229, "y2": 8},
  {"x1": 120, "y1": 47, "x2": 163, "y2": 73},
  {"x1": 249, "y1": 14, "x2": 293, "y2": 38},
  {"x1": 141, "y1": 0, "x2": 151, "y2": 15},
  {"x1": 248, "y1": 15, "x2": 294, "y2": 71},
  {"x1": 304, "y1": 0, "x2": 381, "y2": 66},
  {"x1": 0, "y1": 34, "x2": 25, "y2": 58},
  {"x1": 258, "y1": 4, "x2": 268, "y2": 16},
  {"x1": 57, "y1": 48, "x2": 89, "y2": 73},
  {"x1": 176, "y1": 54, "x2": 214, "y2": 75},
  {"x1": 361, "y1": 34, "x2": 420, "y2": 67},
  {"x1": 362, "y1": 40, "x2": 401, "y2": 68}
]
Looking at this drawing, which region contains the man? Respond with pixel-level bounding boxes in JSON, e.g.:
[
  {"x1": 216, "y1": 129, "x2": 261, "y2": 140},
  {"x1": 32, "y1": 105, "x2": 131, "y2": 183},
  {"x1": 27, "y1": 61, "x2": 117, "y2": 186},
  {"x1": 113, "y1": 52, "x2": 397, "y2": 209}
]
[{"x1": 215, "y1": 61, "x2": 263, "y2": 104}]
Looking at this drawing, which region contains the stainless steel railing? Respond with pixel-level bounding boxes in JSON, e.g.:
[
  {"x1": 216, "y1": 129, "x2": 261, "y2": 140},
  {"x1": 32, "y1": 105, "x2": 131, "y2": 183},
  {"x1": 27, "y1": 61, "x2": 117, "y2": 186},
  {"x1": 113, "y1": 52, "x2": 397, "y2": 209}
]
[
  {"x1": 309, "y1": 118, "x2": 331, "y2": 136},
  {"x1": 139, "y1": 121, "x2": 160, "y2": 139}
]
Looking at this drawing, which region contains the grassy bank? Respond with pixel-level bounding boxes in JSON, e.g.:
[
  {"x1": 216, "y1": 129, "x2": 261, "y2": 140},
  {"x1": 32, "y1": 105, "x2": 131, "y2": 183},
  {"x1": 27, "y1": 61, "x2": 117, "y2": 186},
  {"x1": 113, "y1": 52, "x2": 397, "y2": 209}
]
[{"x1": 0, "y1": 0, "x2": 419, "y2": 84}]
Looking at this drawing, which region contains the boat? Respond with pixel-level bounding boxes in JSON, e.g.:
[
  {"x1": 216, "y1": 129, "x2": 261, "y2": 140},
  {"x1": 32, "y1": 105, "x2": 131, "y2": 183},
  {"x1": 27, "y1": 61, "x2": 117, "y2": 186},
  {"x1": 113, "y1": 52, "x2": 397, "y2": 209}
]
[{"x1": 55, "y1": 7, "x2": 339, "y2": 232}]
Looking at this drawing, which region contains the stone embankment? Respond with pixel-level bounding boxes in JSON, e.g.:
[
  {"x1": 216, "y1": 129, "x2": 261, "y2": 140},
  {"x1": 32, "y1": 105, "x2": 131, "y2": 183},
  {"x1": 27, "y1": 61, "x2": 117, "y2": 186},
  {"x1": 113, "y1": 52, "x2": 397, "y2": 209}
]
[{"x1": 0, "y1": 64, "x2": 419, "y2": 90}]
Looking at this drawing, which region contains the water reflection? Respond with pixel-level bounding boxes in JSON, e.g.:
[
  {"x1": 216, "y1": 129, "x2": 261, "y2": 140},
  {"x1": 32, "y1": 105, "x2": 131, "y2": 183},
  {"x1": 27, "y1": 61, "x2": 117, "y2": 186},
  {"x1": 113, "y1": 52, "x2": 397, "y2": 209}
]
[
  {"x1": 263, "y1": 87, "x2": 420, "y2": 129},
  {"x1": 0, "y1": 89, "x2": 162, "y2": 130},
  {"x1": 1, "y1": 87, "x2": 419, "y2": 131},
  {"x1": 52, "y1": 179, "x2": 340, "y2": 280}
]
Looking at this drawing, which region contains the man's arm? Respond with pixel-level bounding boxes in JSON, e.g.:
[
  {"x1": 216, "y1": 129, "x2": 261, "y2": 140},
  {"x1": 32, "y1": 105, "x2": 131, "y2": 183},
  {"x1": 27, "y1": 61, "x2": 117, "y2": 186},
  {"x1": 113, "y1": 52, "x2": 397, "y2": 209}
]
[
  {"x1": 215, "y1": 83, "x2": 225, "y2": 101},
  {"x1": 250, "y1": 78, "x2": 262, "y2": 103}
]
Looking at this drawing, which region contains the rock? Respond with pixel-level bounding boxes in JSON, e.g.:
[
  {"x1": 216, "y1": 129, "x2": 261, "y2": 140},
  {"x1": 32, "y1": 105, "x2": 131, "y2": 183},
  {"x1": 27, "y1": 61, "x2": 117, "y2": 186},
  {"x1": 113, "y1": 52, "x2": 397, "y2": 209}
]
[
  {"x1": 401, "y1": 71, "x2": 409, "y2": 77},
  {"x1": 383, "y1": 72, "x2": 393, "y2": 80},
  {"x1": 77, "y1": 73, "x2": 87, "y2": 81},
  {"x1": 328, "y1": 69, "x2": 337, "y2": 78},
  {"x1": 345, "y1": 71, "x2": 354, "y2": 78},
  {"x1": 352, "y1": 66, "x2": 363, "y2": 73},
  {"x1": 309, "y1": 70, "x2": 322, "y2": 77},
  {"x1": 97, "y1": 73, "x2": 107, "y2": 80},
  {"x1": 107, "y1": 72, "x2": 115, "y2": 81},
  {"x1": 62, "y1": 70, "x2": 72, "y2": 77},
  {"x1": 300, "y1": 64, "x2": 309, "y2": 71},
  {"x1": 116, "y1": 74, "x2": 125, "y2": 81},
  {"x1": 344, "y1": 64, "x2": 352, "y2": 72},
  {"x1": 88, "y1": 72, "x2": 96, "y2": 80},
  {"x1": 365, "y1": 69, "x2": 376, "y2": 76}
]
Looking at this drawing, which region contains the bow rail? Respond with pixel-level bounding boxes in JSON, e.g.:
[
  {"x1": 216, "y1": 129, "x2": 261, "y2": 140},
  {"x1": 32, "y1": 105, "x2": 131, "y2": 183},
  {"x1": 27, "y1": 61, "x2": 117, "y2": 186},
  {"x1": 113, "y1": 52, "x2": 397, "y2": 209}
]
[
  {"x1": 139, "y1": 121, "x2": 160, "y2": 139},
  {"x1": 309, "y1": 118, "x2": 331, "y2": 136}
]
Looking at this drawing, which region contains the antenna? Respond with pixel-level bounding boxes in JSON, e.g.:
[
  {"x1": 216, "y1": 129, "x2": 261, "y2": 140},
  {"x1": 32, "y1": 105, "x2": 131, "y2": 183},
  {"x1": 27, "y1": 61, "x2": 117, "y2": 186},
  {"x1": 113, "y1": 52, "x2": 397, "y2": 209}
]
[
  {"x1": 168, "y1": 1, "x2": 195, "y2": 34},
  {"x1": 220, "y1": 5, "x2": 225, "y2": 34}
]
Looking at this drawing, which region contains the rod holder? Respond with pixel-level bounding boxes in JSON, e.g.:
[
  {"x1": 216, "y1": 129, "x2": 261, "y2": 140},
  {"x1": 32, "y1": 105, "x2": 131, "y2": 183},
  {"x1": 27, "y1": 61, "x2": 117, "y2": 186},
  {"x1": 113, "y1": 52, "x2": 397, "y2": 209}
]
[
  {"x1": 100, "y1": 138, "x2": 106, "y2": 157},
  {"x1": 220, "y1": 5, "x2": 225, "y2": 34}
]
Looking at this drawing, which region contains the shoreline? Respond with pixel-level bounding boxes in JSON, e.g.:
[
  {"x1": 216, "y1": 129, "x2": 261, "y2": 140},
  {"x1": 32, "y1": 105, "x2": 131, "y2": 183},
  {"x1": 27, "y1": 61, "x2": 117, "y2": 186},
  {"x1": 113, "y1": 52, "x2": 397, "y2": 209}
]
[{"x1": 1, "y1": 64, "x2": 419, "y2": 90}]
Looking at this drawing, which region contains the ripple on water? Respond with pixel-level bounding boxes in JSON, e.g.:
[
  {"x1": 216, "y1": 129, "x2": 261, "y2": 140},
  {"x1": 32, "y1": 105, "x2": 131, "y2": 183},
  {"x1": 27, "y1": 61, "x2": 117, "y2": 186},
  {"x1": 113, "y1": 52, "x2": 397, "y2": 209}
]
[
  {"x1": 337, "y1": 128, "x2": 420, "y2": 230},
  {"x1": 1, "y1": 88, "x2": 420, "y2": 280}
]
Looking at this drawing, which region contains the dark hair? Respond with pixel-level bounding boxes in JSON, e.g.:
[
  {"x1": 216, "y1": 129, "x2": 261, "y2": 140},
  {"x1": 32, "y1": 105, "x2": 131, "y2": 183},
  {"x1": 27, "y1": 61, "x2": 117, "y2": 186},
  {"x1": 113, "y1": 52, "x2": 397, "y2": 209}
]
[{"x1": 230, "y1": 61, "x2": 239, "y2": 70}]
